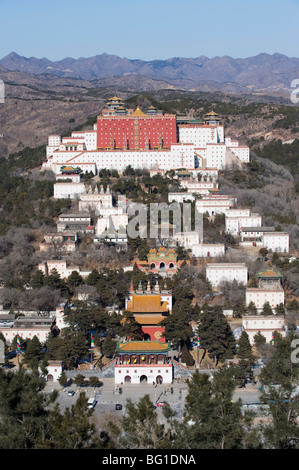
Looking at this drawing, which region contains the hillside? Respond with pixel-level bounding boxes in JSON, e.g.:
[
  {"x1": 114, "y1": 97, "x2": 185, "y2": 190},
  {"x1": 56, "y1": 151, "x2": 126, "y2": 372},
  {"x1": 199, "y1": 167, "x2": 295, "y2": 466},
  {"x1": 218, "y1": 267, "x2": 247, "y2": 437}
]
[{"x1": 0, "y1": 69, "x2": 299, "y2": 159}]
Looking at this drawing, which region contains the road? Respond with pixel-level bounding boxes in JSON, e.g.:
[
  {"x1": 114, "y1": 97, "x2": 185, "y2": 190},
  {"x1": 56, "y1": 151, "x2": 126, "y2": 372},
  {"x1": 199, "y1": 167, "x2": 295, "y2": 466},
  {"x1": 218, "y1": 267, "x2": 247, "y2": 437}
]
[{"x1": 44, "y1": 376, "x2": 262, "y2": 421}]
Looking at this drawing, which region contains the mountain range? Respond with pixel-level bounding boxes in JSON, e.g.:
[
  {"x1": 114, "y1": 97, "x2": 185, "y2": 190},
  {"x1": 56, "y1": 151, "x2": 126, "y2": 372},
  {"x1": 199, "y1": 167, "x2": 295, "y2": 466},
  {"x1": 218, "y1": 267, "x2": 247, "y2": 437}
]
[{"x1": 1, "y1": 51, "x2": 299, "y2": 93}]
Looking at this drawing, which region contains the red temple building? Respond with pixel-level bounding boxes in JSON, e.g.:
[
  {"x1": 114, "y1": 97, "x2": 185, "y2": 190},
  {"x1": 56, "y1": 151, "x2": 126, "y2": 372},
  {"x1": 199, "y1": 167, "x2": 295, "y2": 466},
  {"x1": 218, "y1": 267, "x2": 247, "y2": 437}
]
[
  {"x1": 96, "y1": 102, "x2": 177, "y2": 151},
  {"x1": 125, "y1": 280, "x2": 172, "y2": 343}
]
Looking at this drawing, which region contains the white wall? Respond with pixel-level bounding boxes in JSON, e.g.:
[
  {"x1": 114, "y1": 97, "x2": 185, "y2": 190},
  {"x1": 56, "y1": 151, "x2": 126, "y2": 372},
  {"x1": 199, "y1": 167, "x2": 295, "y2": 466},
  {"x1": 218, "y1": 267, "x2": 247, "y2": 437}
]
[
  {"x1": 192, "y1": 243, "x2": 225, "y2": 258},
  {"x1": 242, "y1": 315, "x2": 285, "y2": 344},
  {"x1": 246, "y1": 288, "x2": 285, "y2": 311},
  {"x1": 53, "y1": 182, "x2": 86, "y2": 199},
  {"x1": 114, "y1": 365, "x2": 172, "y2": 384},
  {"x1": 206, "y1": 263, "x2": 248, "y2": 286}
]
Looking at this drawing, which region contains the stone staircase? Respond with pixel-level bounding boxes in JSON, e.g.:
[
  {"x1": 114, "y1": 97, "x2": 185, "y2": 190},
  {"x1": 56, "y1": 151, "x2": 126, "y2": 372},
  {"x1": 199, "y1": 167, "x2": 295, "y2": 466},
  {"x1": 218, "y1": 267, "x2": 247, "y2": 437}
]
[{"x1": 171, "y1": 359, "x2": 193, "y2": 379}]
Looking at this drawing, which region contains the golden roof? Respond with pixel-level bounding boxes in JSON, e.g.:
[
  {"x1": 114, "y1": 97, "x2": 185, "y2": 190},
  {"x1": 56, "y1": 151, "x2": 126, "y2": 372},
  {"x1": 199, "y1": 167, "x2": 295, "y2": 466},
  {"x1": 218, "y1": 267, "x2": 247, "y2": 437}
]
[
  {"x1": 126, "y1": 293, "x2": 169, "y2": 313},
  {"x1": 61, "y1": 166, "x2": 75, "y2": 171},
  {"x1": 109, "y1": 96, "x2": 122, "y2": 101},
  {"x1": 205, "y1": 110, "x2": 219, "y2": 116},
  {"x1": 131, "y1": 106, "x2": 146, "y2": 117},
  {"x1": 117, "y1": 340, "x2": 170, "y2": 352},
  {"x1": 257, "y1": 270, "x2": 282, "y2": 278},
  {"x1": 133, "y1": 314, "x2": 166, "y2": 325}
]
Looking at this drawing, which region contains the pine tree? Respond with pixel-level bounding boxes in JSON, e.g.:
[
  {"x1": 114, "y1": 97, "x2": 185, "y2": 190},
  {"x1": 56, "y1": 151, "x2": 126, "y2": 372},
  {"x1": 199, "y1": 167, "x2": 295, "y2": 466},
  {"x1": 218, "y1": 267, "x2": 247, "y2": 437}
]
[
  {"x1": 235, "y1": 331, "x2": 255, "y2": 385},
  {"x1": 254, "y1": 331, "x2": 266, "y2": 348},
  {"x1": 30, "y1": 269, "x2": 45, "y2": 289},
  {"x1": 258, "y1": 333, "x2": 299, "y2": 448},
  {"x1": 23, "y1": 335, "x2": 43, "y2": 368},
  {"x1": 173, "y1": 368, "x2": 258, "y2": 449},
  {"x1": 108, "y1": 394, "x2": 168, "y2": 449},
  {"x1": 36, "y1": 392, "x2": 108, "y2": 449},
  {"x1": 0, "y1": 366, "x2": 54, "y2": 449},
  {"x1": 197, "y1": 306, "x2": 236, "y2": 366},
  {"x1": 246, "y1": 301, "x2": 258, "y2": 315},
  {"x1": 261, "y1": 301, "x2": 273, "y2": 316},
  {"x1": 58, "y1": 371, "x2": 68, "y2": 387},
  {"x1": 181, "y1": 344, "x2": 195, "y2": 367},
  {"x1": 121, "y1": 311, "x2": 142, "y2": 341}
]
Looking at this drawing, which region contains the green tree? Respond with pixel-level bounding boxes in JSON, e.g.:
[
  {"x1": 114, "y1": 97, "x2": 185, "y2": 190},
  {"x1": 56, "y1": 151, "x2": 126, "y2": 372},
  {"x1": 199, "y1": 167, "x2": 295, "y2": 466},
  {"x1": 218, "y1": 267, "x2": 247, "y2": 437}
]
[
  {"x1": 261, "y1": 302, "x2": 273, "y2": 316},
  {"x1": 45, "y1": 329, "x2": 88, "y2": 369},
  {"x1": 30, "y1": 269, "x2": 45, "y2": 289},
  {"x1": 86, "y1": 269, "x2": 101, "y2": 286},
  {"x1": 101, "y1": 334, "x2": 117, "y2": 358},
  {"x1": 67, "y1": 271, "x2": 84, "y2": 293},
  {"x1": 197, "y1": 306, "x2": 236, "y2": 366},
  {"x1": 246, "y1": 301, "x2": 258, "y2": 315},
  {"x1": 36, "y1": 392, "x2": 109, "y2": 449},
  {"x1": 275, "y1": 303, "x2": 285, "y2": 315},
  {"x1": 235, "y1": 331, "x2": 255, "y2": 385},
  {"x1": 58, "y1": 371, "x2": 69, "y2": 387},
  {"x1": 88, "y1": 376, "x2": 101, "y2": 388},
  {"x1": 108, "y1": 394, "x2": 168, "y2": 449},
  {"x1": 74, "y1": 374, "x2": 86, "y2": 387},
  {"x1": 0, "y1": 366, "x2": 56, "y2": 449},
  {"x1": 121, "y1": 311, "x2": 142, "y2": 341},
  {"x1": 23, "y1": 335, "x2": 43, "y2": 368},
  {"x1": 181, "y1": 344, "x2": 195, "y2": 367},
  {"x1": 258, "y1": 333, "x2": 299, "y2": 448},
  {"x1": 174, "y1": 368, "x2": 258, "y2": 449}
]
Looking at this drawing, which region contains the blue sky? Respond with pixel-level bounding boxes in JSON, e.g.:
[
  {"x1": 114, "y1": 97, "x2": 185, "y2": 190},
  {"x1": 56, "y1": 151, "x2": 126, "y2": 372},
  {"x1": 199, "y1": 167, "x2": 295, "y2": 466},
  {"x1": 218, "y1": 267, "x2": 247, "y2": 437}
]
[{"x1": 1, "y1": 0, "x2": 299, "y2": 61}]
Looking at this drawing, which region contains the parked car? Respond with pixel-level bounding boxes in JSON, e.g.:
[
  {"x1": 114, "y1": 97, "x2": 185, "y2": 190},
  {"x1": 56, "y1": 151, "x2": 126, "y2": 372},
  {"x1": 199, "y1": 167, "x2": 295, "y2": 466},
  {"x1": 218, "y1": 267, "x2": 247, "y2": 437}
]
[
  {"x1": 67, "y1": 390, "x2": 75, "y2": 396},
  {"x1": 156, "y1": 401, "x2": 168, "y2": 407},
  {"x1": 115, "y1": 404, "x2": 122, "y2": 410},
  {"x1": 87, "y1": 398, "x2": 97, "y2": 409}
]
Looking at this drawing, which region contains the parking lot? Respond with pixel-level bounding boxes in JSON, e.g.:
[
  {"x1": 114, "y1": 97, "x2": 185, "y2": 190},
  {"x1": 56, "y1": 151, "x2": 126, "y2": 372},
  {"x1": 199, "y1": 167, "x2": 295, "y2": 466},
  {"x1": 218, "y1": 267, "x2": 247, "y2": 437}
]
[{"x1": 44, "y1": 375, "x2": 262, "y2": 421}]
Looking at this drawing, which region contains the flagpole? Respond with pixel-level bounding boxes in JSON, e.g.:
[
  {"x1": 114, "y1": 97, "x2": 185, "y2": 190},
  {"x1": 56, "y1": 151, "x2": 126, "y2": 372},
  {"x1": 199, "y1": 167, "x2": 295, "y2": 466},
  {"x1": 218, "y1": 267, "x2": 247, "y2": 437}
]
[
  {"x1": 16, "y1": 334, "x2": 21, "y2": 369},
  {"x1": 197, "y1": 336, "x2": 201, "y2": 368},
  {"x1": 90, "y1": 333, "x2": 94, "y2": 369}
]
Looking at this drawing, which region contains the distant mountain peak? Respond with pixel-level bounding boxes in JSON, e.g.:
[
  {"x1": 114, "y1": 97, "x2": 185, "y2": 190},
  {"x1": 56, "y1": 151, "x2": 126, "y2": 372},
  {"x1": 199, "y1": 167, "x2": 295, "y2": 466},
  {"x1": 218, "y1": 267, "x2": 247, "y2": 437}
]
[{"x1": 1, "y1": 51, "x2": 299, "y2": 92}]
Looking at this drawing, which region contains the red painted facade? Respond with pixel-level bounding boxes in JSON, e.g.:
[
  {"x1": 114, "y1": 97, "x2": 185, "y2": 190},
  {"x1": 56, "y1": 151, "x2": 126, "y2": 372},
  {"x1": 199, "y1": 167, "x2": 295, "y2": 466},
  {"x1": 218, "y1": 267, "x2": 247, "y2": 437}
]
[{"x1": 96, "y1": 111, "x2": 177, "y2": 150}]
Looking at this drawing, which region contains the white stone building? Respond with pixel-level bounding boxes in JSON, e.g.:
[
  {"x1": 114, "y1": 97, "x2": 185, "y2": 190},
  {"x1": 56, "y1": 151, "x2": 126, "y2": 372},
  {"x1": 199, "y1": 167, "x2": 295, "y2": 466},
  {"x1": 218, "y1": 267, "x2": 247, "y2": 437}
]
[
  {"x1": 206, "y1": 263, "x2": 248, "y2": 287},
  {"x1": 78, "y1": 186, "x2": 113, "y2": 213},
  {"x1": 240, "y1": 227, "x2": 289, "y2": 252},
  {"x1": 44, "y1": 361, "x2": 63, "y2": 382},
  {"x1": 168, "y1": 192, "x2": 195, "y2": 203},
  {"x1": 53, "y1": 182, "x2": 86, "y2": 199},
  {"x1": 96, "y1": 213, "x2": 129, "y2": 237},
  {"x1": 192, "y1": 243, "x2": 225, "y2": 258},
  {"x1": 42, "y1": 114, "x2": 249, "y2": 175},
  {"x1": 179, "y1": 179, "x2": 218, "y2": 195},
  {"x1": 39, "y1": 232, "x2": 78, "y2": 253},
  {"x1": 262, "y1": 232, "x2": 289, "y2": 253},
  {"x1": 38, "y1": 260, "x2": 91, "y2": 279},
  {"x1": 242, "y1": 315, "x2": 286, "y2": 344},
  {"x1": 172, "y1": 231, "x2": 201, "y2": 249},
  {"x1": 57, "y1": 213, "x2": 92, "y2": 232},
  {"x1": 245, "y1": 269, "x2": 285, "y2": 312},
  {"x1": 196, "y1": 194, "x2": 236, "y2": 216},
  {"x1": 225, "y1": 213, "x2": 262, "y2": 235},
  {"x1": 246, "y1": 288, "x2": 285, "y2": 311}
]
